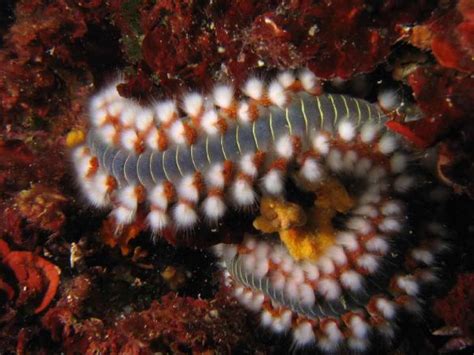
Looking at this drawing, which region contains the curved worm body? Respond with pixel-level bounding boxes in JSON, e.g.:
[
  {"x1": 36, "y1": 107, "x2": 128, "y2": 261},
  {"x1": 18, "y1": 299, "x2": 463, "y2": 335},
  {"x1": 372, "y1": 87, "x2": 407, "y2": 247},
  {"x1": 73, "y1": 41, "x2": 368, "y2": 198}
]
[
  {"x1": 87, "y1": 92, "x2": 383, "y2": 190},
  {"x1": 72, "y1": 70, "x2": 447, "y2": 352},
  {"x1": 73, "y1": 71, "x2": 391, "y2": 232}
]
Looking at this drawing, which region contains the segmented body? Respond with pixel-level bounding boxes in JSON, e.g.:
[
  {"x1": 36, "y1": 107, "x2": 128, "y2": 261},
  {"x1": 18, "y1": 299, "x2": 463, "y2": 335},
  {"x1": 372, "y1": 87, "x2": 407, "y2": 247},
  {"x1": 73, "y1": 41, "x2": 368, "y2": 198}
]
[
  {"x1": 86, "y1": 92, "x2": 384, "y2": 192},
  {"x1": 72, "y1": 71, "x2": 446, "y2": 352}
]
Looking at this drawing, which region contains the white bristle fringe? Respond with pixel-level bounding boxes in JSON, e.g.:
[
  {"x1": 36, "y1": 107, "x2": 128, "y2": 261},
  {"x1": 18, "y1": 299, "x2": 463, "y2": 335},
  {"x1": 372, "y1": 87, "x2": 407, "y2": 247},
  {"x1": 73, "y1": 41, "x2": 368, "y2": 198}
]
[
  {"x1": 202, "y1": 195, "x2": 226, "y2": 221},
  {"x1": 262, "y1": 169, "x2": 284, "y2": 195},
  {"x1": 277, "y1": 71, "x2": 296, "y2": 89},
  {"x1": 182, "y1": 92, "x2": 203, "y2": 117},
  {"x1": 213, "y1": 84, "x2": 234, "y2": 109},
  {"x1": 173, "y1": 202, "x2": 198, "y2": 229},
  {"x1": 242, "y1": 77, "x2": 264, "y2": 100},
  {"x1": 267, "y1": 81, "x2": 287, "y2": 107},
  {"x1": 154, "y1": 99, "x2": 177, "y2": 124}
]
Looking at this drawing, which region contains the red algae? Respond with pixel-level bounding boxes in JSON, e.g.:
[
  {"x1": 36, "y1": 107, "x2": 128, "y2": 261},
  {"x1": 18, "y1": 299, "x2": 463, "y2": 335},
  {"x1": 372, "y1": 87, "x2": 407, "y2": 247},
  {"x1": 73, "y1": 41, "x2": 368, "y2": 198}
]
[
  {"x1": 437, "y1": 274, "x2": 474, "y2": 332},
  {"x1": 0, "y1": 239, "x2": 60, "y2": 314},
  {"x1": 43, "y1": 282, "x2": 261, "y2": 354}
]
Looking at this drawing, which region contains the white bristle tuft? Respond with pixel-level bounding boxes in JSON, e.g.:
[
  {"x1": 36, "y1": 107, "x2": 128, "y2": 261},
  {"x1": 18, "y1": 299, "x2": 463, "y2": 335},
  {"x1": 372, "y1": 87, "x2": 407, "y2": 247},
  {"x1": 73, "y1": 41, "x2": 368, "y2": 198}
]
[
  {"x1": 379, "y1": 218, "x2": 402, "y2": 233},
  {"x1": 340, "y1": 270, "x2": 363, "y2": 292},
  {"x1": 249, "y1": 293, "x2": 265, "y2": 311},
  {"x1": 390, "y1": 153, "x2": 408, "y2": 173},
  {"x1": 357, "y1": 254, "x2": 379, "y2": 274},
  {"x1": 338, "y1": 120, "x2": 356, "y2": 141},
  {"x1": 90, "y1": 93, "x2": 107, "y2": 112},
  {"x1": 394, "y1": 175, "x2": 415, "y2": 193},
  {"x1": 75, "y1": 156, "x2": 94, "y2": 179},
  {"x1": 299, "y1": 69, "x2": 318, "y2": 92},
  {"x1": 301, "y1": 261, "x2": 319, "y2": 281},
  {"x1": 169, "y1": 120, "x2": 187, "y2": 145},
  {"x1": 336, "y1": 231, "x2": 359, "y2": 251},
  {"x1": 293, "y1": 321, "x2": 315, "y2": 347},
  {"x1": 349, "y1": 315, "x2": 370, "y2": 339},
  {"x1": 289, "y1": 266, "x2": 304, "y2": 284},
  {"x1": 84, "y1": 176, "x2": 110, "y2": 207},
  {"x1": 378, "y1": 134, "x2": 398, "y2": 155},
  {"x1": 239, "y1": 154, "x2": 258, "y2": 178},
  {"x1": 237, "y1": 101, "x2": 252, "y2": 123},
  {"x1": 270, "y1": 271, "x2": 286, "y2": 290},
  {"x1": 222, "y1": 244, "x2": 238, "y2": 261},
  {"x1": 397, "y1": 275, "x2": 419, "y2": 296},
  {"x1": 298, "y1": 283, "x2": 316, "y2": 307},
  {"x1": 275, "y1": 135, "x2": 294, "y2": 159},
  {"x1": 154, "y1": 100, "x2": 178, "y2": 124},
  {"x1": 319, "y1": 322, "x2": 343, "y2": 352},
  {"x1": 281, "y1": 255, "x2": 294, "y2": 273},
  {"x1": 232, "y1": 178, "x2": 256, "y2": 206},
  {"x1": 376, "y1": 298, "x2": 396, "y2": 320},
  {"x1": 173, "y1": 202, "x2": 198, "y2": 229},
  {"x1": 111, "y1": 205, "x2": 135, "y2": 225},
  {"x1": 300, "y1": 158, "x2": 323, "y2": 182},
  {"x1": 103, "y1": 84, "x2": 121, "y2": 103},
  {"x1": 135, "y1": 108, "x2": 154, "y2": 132},
  {"x1": 90, "y1": 108, "x2": 108, "y2": 127},
  {"x1": 359, "y1": 191, "x2": 381, "y2": 204},
  {"x1": 347, "y1": 217, "x2": 373, "y2": 235},
  {"x1": 312, "y1": 133, "x2": 330, "y2": 155},
  {"x1": 284, "y1": 279, "x2": 299, "y2": 300},
  {"x1": 206, "y1": 164, "x2": 225, "y2": 188},
  {"x1": 378, "y1": 89, "x2": 401, "y2": 112},
  {"x1": 182, "y1": 92, "x2": 203, "y2": 117},
  {"x1": 177, "y1": 175, "x2": 199, "y2": 203},
  {"x1": 317, "y1": 256, "x2": 335, "y2": 274},
  {"x1": 267, "y1": 81, "x2": 287, "y2": 107},
  {"x1": 365, "y1": 235, "x2": 389, "y2": 254},
  {"x1": 91, "y1": 171, "x2": 110, "y2": 195},
  {"x1": 202, "y1": 195, "x2": 226, "y2": 221},
  {"x1": 261, "y1": 310, "x2": 273, "y2": 327},
  {"x1": 353, "y1": 205, "x2": 378, "y2": 218},
  {"x1": 72, "y1": 145, "x2": 89, "y2": 162},
  {"x1": 360, "y1": 122, "x2": 380, "y2": 143},
  {"x1": 119, "y1": 104, "x2": 140, "y2": 127},
  {"x1": 270, "y1": 310, "x2": 292, "y2": 333},
  {"x1": 348, "y1": 337, "x2": 369, "y2": 352},
  {"x1": 317, "y1": 278, "x2": 341, "y2": 300},
  {"x1": 254, "y1": 242, "x2": 270, "y2": 260},
  {"x1": 147, "y1": 209, "x2": 169, "y2": 232},
  {"x1": 270, "y1": 245, "x2": 286, "y2": 264},
  {"x1": 213, "y1": 84, "x2": 234, "y2": 109},
  {"x1": 277, "y1": 71, "x2": 296, "y2": 89},
  {"x1": 98, "y1": 124, "x2": 117, "y2": 145},
  {"x1": 145, "y1": 127, "x2": 159, "y2": 150},
  {"x1": 149, "y1": 184, "x2": 169, "y2": 210},
  {"x1": 201, "y1": 109, "x2": 220, "y2": 135},
  {"x1": 107, "y1": 100, "x2": 125, "y2": 117},
  {"x1": 253, "y1": 258, "x2": 269, "y2": 279},
  {"x1": 262, "y1": 169, "x2": 284, "y2": 195},
  {"x1": 381, "y1": 201, "x2": 403, "y2": 216},
  {"x1": 120, "y1": 129, "x2": 139, "y2": 151},
  {"x1": 243, "y1": 236, "x2": 257, "y2": 250},
  {"x1": 411, "y1": 248, "x2": 434, "y2": 265},
  {"x1": 327, "y1": 246, "x2": 348, "y2": 266},
  {"x1": 118, "y1": 185, "x2": 138, "y2": 210},
  {"x1": 327, "y1": 149, "x2": 343, "y2": 172},
  {"x1": 242, "y1": 77, "x2": 264, "y2": 100}
]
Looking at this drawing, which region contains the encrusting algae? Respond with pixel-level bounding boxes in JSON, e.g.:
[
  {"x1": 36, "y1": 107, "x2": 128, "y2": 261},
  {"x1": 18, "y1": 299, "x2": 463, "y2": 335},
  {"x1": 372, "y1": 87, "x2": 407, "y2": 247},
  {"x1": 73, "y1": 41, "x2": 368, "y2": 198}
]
[{"x1": 253, "y1": 178, "x2": 354, "y2": 261}]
